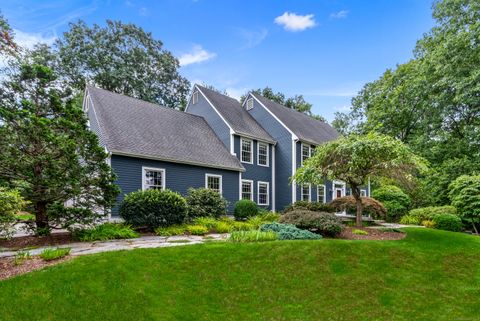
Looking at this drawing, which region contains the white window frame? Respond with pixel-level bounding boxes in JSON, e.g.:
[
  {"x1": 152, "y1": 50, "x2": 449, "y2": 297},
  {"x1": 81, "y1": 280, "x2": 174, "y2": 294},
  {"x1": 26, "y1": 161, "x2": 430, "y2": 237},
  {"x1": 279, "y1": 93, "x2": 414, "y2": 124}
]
[
  {"x1": 301, "y1": 183, "x2": 311, "y2": 202},
  {"x1": 332, "y1": 180, "x2": 346, "y2": 200},
  {"x1": 257, "y1": 181, "x2": 269, "y2": 206},
  {"x1": 192, "y1": 91, "x2": 199, "y2": 104},
  {"x1": 360, "y1": 189, "x2": 367, "y2": 197},
  {"x1": 205, "y1": 174, "x2": 222, "y2": 195},
  {"x1": 246, "y1": 98, "x2": 254, "y2": 110},
  {"x1": 257, "y1": 142, "x2": 269, "y2": 167},
  {"x1": 301, "y1": 143, "x2": 311, "y2": 166},
  {"x1": 241, "y1": 179, "x2": 254, "y2": 201},
  {"x1": 240, "y1": 138, "x2": 253, "y2": 164},
  {"x1": 142, "y1": 166, "x2": 166, "y2": 191},
  {"x1": 317, "y1": 184, "x2": 326, "y2": 203}
]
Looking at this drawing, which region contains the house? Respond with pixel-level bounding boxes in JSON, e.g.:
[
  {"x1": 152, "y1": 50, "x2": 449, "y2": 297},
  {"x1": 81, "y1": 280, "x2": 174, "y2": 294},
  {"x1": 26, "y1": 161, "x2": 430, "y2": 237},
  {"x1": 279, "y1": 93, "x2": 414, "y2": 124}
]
[{"x1": 84, "y1": 85, "x2": 370, "y2": 216}]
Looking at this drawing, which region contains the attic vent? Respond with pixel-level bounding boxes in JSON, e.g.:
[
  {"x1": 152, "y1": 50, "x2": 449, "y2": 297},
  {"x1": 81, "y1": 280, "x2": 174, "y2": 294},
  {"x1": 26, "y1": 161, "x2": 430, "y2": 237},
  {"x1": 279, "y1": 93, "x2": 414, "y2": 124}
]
[
  {"x1": 192, "y1": 91, "x2": 199, "y2": 104},
  {"x1": 246, "y1": 98, "x2": 254, "y2": 110}
]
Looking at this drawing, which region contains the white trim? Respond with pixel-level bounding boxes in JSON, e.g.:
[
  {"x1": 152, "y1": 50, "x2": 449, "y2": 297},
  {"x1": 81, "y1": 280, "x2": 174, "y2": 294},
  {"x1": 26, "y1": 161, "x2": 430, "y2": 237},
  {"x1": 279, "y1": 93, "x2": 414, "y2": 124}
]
[
  {"x1": 194, "y1": 85, "x2": 236, "y2": 154},
  {"x1": 205, "y1": 173, "x2": 223, "y2": 195},
  {"x1": 238, "y1": 172, "x2": 242, "y2": 201},
  {"x1": 368, "y1": 176, "x2": 371, "y2": 197},
  {"x1": 292, "y1": 138, "x2": 297, "y2": 203},
  {"x1": 317, "y1": 184, "x2": 326, "y2": 203},
  {"x1": 247, "y1": 93, "x2": 298, "y2": 139},
  {"x1": 85, "y1": 88, "x2": 108, "y2": 154},
  {"x1": 241, "y1": 179, "x2": 254, "y2": 201},
  {"x1": 111, "y1": 150, "x2": 245, "y2": 172},
  {"x1": 257, "y1": 181, "x2": 270, "y2": 206},
  {"x1": 360, "y1": 189, "x2": 367, "y2": 197},
  {"x1": 272, "y1": 144, "x2": 276, "y2": 212},
  {"x1": 301, "y1": 183, "x2": 311, "y2": 202},
  {"x1": 332, "y1": 180, "x2": 346, "y2": 200},
  {"x1": 142, "y1": 166, "x2": 166, "y2": 191},
  {"x1": 246, "y1": 98, "x2": 254, "y2": 110},
  {"x1": 257, "y1": 142, "x2": 269, "y2": 167},
  {"x1": 192, "y1": 91, "x2": 199, "y2": 105},
  {"x1": 240, "y1": 137, "x2": 254, "y2": 164}
]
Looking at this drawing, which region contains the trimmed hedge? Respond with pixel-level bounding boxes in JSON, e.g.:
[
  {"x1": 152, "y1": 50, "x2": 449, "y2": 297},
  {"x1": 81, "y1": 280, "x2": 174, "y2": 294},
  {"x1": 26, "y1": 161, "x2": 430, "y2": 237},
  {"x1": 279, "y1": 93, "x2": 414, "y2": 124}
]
[
  {"x1": 234, "y1": 199, "x2": 258, "y2": 220},
  {"x1": 186, "y1": 188, "x2": 228, "y2": 219},
  {"x1": 119, "y1": 189, "x2": 188, "y2": 230},
  {"x1": 283, "y1": 201, "x2": 335, "y2": 213},
  {"x1": 431, "y1": 214, "x2": 462, "y2": 232},
  {"x1": 279, "y1": 210, "x2": 344, "y2": 236},
  {"x1": 400, "y1": 206, "x2": 457, "y2": 225}
]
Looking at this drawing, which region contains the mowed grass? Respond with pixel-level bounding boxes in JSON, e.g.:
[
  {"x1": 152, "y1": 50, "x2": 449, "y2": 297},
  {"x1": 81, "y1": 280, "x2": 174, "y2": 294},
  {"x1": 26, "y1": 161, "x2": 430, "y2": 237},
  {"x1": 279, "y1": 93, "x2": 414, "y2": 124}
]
[{"x1": 1, "y1": 228, "x2": 479, "y2": 321}]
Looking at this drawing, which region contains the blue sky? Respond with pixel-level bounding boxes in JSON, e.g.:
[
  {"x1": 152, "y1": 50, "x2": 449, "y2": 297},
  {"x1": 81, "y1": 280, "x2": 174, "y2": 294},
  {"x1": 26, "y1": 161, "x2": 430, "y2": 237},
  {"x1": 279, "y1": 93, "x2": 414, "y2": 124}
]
[{"x1": 2, "y1": 0, "x2": 435, "y2": 120}]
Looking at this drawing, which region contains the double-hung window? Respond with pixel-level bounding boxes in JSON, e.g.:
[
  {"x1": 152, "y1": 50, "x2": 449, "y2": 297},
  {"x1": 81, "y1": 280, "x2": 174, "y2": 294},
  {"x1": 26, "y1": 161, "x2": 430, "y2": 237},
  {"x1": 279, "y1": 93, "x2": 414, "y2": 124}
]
[
  {"x1": 257, "y1": 182, "x2": 269, "y2": 206},
  {"x1": 205, "y1": 174, "x2": 222, "y2": 194},
  {"x1": 257, "y1": 143, "x2": 269, "y2": 166},
  {"x1": 301, "y1": 143, "x2": 311, "y2": 165},
  {"x1": 301, "y1": 184, "x2": 311, "y2": 202},
  {"x1": 241, "y1": 138, "x2": 253, "y2": 164},
  {"x1": 241, "y1": 180, "x2": 253, "y2": 201},
  {"x1": 142, "y1": 167, "x2": 165, "y2": 190},
  {"x1": 317, "y1": 185, "x2": 326, "y2": 203}
]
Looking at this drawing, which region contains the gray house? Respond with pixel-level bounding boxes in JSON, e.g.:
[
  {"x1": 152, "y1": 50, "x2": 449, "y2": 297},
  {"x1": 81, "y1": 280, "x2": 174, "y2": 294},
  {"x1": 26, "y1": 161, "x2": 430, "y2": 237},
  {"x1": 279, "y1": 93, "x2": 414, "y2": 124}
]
[{"x1": 84, "y1": 85, "x2": 370, "y2": 216}]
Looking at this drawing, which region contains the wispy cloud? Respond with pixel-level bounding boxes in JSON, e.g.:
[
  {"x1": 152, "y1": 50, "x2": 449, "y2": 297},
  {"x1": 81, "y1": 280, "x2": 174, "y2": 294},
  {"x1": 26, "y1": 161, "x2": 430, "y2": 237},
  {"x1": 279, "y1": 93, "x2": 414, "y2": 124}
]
[
  {"x1": 178, "y1": 45, "x2": 216, "y2": 66},
  {"x1": 226, "y1": 86, "x2": 248, "y2": 100},
  {"x1": 274, "y1": 12, "x2": 316, "y2": 32},
  {"x1": 334, "y1": 105, "x2": 351, "y2": 112},
  {"x1": 139, "y1": 7, "x2": 149, "y2": 16},
  {"x1": 330, "y1": 10, "x2": 349, "y2": 19},
  {"x1": 14, "y1": 29, "x2": 57, "y2": 49},
  {"x1": 235, "y1": 27, "x2": 268, "y2": 49}
]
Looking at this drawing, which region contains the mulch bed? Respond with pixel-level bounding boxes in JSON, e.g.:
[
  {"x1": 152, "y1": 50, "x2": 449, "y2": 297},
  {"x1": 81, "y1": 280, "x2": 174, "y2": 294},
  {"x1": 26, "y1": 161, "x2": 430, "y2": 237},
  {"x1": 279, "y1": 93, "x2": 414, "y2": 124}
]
[
  {"x1": 0, "y1": 256, "x2": 72, "y2": 281},
  {"x1": 0, "y1": 233, "x2": 75, "y2": 250},
  {"x1": 338, "y1": 227, "x2": 406, "y2": 240}
]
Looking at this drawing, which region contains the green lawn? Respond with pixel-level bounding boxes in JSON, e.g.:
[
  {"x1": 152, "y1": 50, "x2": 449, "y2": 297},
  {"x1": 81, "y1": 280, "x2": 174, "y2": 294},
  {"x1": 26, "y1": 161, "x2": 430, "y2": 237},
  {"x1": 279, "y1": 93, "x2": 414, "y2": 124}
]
[{"x1": 1, "y1": 228, "x2": 479, "y2": 321}]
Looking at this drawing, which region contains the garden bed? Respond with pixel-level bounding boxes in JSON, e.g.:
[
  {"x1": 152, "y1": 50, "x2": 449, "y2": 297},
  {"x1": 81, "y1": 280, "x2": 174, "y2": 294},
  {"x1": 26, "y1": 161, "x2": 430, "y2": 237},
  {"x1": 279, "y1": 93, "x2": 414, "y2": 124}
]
[
  {"x1": 0, "y1": 256, "x2": 71, "y2": 281},
  {"x1": 338, "y1": 227, "x2": 406, "y2": 240},
  {"x1": 0, "y1": 232, "x2": 75, "y2": 250}
]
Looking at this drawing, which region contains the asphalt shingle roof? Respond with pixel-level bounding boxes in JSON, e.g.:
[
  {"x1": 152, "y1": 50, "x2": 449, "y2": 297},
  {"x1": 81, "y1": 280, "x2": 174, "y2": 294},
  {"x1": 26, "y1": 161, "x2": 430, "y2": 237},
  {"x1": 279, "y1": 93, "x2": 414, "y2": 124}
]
[
  {"x1": 196, "y1": 85, "x2": 275, "y2": 143},
  {"x1": 87, "y1": 86, "x2": 244, "y2": 171},
  {"x1": 251, "y1": 93, "x2": 340, "y2": 145}
]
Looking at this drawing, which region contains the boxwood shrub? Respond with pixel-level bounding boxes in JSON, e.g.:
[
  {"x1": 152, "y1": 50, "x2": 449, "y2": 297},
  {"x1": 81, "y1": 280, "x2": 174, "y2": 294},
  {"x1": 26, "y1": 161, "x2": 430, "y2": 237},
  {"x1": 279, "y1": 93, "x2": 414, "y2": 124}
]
[
  {"x1": 279, "y1": 209, "x2": 344, "y2": 237},
  {"x1": 234, "y1": 199, "x2": 258, "y2": 220},
  {"x1": 186, "y1": 188, "x2": 228, "y2": 219},
  {"x1": 119, "y1": 189, "x2": 188, "y2": 230},
  {"x1": 431, "y1": 214, "x2": 462, "y2": 232}
]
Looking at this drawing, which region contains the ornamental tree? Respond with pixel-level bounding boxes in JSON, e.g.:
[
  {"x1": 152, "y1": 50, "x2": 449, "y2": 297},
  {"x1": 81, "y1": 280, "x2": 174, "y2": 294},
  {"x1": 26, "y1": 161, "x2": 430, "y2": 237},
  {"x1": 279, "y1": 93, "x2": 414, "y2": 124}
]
[
  {"x1": 448, "y1": 175, "x2": 480, "y2": 234},
  {"x1": 294, "y1": 132, "x2": 426, "y2": 227},
  {"x1": 0, "y1": 59, "x2": 119, "y2": 235}
]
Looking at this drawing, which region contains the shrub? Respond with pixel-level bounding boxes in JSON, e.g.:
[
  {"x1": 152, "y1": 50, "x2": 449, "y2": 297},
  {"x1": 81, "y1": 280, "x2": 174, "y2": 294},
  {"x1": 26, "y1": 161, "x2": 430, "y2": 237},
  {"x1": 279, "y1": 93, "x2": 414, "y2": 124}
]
[
  {"x1": 372, "y1": 185, "x2": 411, "y2": 222},
  {"x1": 448, "y1": 175, "x2": 480, "y2": 233},
  {"x1": 352, "y1": 229, "x2": 368, "y2": 235},
  {"x1": 258, "y1": 211, "x2": 280, "y2": 222},
  {"x1": 73, "y1": 223, "x2": 139, "y2": 241},
  {"x1": 229, "y1": 230, "x2": 278, "y2": 242},
  {"x1": 400, "y1": 215, "x2": 421, "y2": 225},
  {"x1": 330, "y1": 196, "x2": 387, "y2": 218},
  {"x1": 283, "y1": 201, "x2": 335, "y2": 213},
  {"x1": 214, "y1": 222, "x2": 231, "y2": 233},
  {"x1": 186, "y1": 188, "x2": 228, "y2": 219},
  {"x1": 234, "y1": 200, "x2": 258, "y2": 220},
  {"x1": 422, "y1": 220, "x2": 436, "y2": 228},
  {"x1": 0, "y1": 188, "x2": 27, "y2": 239},
  {"x1": 40, "y1": 247, "x2": 71, "y2": 261},
  {"x1": 119, "y1": 189, "x2": 188, "y2": 230},
  {"x1": 407, "y1": 206, "x2": 457, "y2": 222},
  {"x1": 192, "y1": 217, "x2": 219, "y2": 229},
  {"x1": 186, "y1": 225, "x2": 209, "y2": 235},
  {"x1": 229, "y1": 221, "x2": 255, "y2": 231},
  {"x1": 155, "y1": 225, "x2": 186, "y2": 236},
  {"x1": 431, "y1": 214, "x2": 462, "y2": 232},
  {"x1": 279, "y1": 210, "x2": 344, "y2": 236},
  {"x1": 14, "y1": 251, "x2": 31, "y2": 266},
  {"x1": 260, "y1": 222, "x2": 322, "y2": 240}
]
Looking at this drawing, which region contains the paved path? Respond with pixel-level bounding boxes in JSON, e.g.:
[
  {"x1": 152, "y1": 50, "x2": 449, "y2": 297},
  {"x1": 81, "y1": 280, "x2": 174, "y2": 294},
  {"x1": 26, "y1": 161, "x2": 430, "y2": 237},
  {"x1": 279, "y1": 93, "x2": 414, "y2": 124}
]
[
  {"x1": 374, "y1": 222, "x2": 424, "y2": 229},
  {"x1": 0, "y1": 234, "x2": 228, "y2": 259}
]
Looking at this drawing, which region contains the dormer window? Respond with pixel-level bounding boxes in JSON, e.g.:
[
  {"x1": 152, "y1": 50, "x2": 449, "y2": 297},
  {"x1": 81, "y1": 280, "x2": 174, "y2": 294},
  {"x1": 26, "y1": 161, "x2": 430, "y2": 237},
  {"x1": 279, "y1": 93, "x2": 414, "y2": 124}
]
[
  {"x1": 246, "y1": 98, "x2": 254, "y2": 110},
  {"x1": 192, "y1": 91, "x2": 199, "y2": 105}
]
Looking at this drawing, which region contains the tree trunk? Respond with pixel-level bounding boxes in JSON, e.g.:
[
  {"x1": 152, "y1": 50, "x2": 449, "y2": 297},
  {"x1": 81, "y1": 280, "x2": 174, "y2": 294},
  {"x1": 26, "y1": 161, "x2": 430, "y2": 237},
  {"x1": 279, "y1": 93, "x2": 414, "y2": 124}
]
[
  {"x1": 35, "y1": 201, "x2": 49, "y2": 235},
  {"x1": 352, "y1": 187, "x2": 363, "y2": 228},
  {"x1": 473, "y1": 220, "x2": 479, "y2": 235}
]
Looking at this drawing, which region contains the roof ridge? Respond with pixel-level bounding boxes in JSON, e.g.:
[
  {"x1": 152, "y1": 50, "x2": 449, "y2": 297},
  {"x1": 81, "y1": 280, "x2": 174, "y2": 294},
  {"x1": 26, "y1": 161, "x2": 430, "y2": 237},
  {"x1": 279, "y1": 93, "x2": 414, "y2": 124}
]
[{"x1": 86, "y1": 85, "x2": 206, "y2": 120}]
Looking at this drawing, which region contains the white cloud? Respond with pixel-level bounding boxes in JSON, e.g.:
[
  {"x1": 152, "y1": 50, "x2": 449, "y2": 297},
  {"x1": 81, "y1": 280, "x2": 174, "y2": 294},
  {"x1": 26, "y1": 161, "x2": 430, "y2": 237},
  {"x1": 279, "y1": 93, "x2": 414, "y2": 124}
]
[
  {"x1": 330, "y1": 10, "x2": 349, "y2": 19},
  {"x1": 334, "y1": 105, "x2": 351, "y2": 112},
  {"x1": 13, "y1": 29, "x2": 57, "y2": 49},
  {"x1": 178, "y1": 45, "x2": 216, "y2": 67},
  {"x1": 274, "y1": 12, "x2": 316, "y2": 32},
  {"x1": 139, "y1": 7, "x2": 149, "y2": 16},
  {"x1": 226, "y1": 87, "x2": 248, "y2": 100},
  {"x1": 236, "y1": 28, "x2": 268, "y2": 49}
]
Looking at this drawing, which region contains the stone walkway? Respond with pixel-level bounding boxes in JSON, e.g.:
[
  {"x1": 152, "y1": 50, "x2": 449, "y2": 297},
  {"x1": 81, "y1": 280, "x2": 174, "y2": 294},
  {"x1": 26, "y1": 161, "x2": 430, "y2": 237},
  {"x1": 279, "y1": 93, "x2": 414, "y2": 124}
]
[{"x1": 0, "y1": 234, "x2": 228, "y2": 259}]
